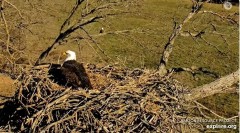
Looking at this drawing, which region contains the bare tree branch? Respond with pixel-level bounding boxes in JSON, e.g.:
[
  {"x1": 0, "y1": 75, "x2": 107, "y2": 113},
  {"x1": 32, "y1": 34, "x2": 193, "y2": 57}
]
[
  {"x1": 60, "y1": 0, "x2": 85, "y2": 32},
  {"x1": 0, "y1": 0, "x2": 10, "y2": 54},
  {"x1": 158, "y1": 0, "x2": 238, "y2": 76},
  {"x1": 198, "y1": 10, "x2": 239, "y2": 25},
  {"x1": 4, "y1": 0, "x2": 23, "y2": 18},
  {"x1": 194, "y1": 101, "x2": 226, "y2": 119},
  {"x1": 79, "y1": 26, "x2": 112, "y2": 62},
  {"x1": 184, "y1": 70, "x2": 239, "y2": 101},
  {"x1": 200, "y1": 36, "x2": 225, "y2": 55},
  {"x1": 34, "y1": 0, "x2": 131, "y2": 65},
  {"x1": 158, "y1": 0, "x2": 208, "y2": 76},
  {"x1": 171, "y1": 66, "x2": 219, "y2": 78}
]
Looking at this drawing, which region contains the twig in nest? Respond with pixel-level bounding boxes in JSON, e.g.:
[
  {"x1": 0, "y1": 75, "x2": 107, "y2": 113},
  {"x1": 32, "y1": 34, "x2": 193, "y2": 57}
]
[
  {"x1": 0, "y1": 1, "x2": 10, "y2": 54},
  {"x1": 3, "y1": 0, "x2": 23, "y2": 18},
  {"x1": 0, "y1": 65, "x2": 190, "y2": 132},
  {"x1": 194, "y1": 101, "x2": 226, "y2": 119}
]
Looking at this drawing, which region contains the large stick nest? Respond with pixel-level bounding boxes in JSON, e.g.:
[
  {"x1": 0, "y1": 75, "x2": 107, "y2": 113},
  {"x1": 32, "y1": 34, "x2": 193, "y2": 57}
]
[{"x1": 0, "y1": 64, "x2": 187, "y2": 132}]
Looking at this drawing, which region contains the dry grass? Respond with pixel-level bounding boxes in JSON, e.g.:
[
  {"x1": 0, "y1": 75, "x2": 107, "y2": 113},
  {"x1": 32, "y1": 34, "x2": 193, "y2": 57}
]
[{"x1": 0, "y1": 75, "x2": 15, "y2": 96}]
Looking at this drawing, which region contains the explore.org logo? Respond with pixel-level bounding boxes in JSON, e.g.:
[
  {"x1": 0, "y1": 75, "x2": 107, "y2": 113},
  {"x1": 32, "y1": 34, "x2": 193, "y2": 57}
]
[{"x1": 223, "y1": 1, "x2": 233, "y2": 10}]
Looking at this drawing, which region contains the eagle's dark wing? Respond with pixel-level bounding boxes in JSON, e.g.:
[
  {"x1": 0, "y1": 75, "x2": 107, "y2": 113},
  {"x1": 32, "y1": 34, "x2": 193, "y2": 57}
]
[
  {"x1": 75, "y1": 63, "x2": 93, "y2": 89},
  {"x1": 48, "y1": 64, "x2": 67, "y2": 86},
  {"x1": 61, "y1": 66, "x2": 81, "y2": 88},
  {"x1": 63, "y1": 60, "x2": 92, "y2": 89}
]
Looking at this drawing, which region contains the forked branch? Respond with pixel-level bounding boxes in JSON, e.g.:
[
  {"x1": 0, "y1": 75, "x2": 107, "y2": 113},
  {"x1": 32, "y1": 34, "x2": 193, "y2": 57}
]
[
  {"x1": 34, "y1": 0, "x2": 130, "y2": 65},
  {"x1": 158, "y1": 0, "x2": 208, "y2": 76}
]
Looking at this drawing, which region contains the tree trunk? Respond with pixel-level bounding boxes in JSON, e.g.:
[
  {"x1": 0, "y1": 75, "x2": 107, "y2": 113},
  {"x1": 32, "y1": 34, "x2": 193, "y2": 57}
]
[
  {"x1": 184, "y1": 70, "x2": 239, "y2": 101},
  {"x1": 158, "y1": 2, "x2": 201, "y2": 76}
]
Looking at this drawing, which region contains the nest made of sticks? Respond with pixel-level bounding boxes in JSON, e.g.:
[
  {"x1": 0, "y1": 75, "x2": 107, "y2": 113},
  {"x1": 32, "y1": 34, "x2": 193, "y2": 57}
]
[{"x1": 0, "y1": 64, "x2": 187, "y2": 133}]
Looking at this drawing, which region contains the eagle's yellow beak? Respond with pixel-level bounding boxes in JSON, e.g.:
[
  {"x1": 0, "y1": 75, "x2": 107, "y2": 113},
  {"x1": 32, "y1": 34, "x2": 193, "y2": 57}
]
[{"x1": 63, "y1": 52, "x2": 67, "y2": 56}]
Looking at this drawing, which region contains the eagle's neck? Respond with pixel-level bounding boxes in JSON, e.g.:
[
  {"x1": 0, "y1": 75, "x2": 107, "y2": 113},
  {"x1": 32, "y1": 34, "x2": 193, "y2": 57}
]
[
  {"x1": 65, "y1": 56, "x2": 76, "y2": 62},
  {"x1": 62, "y1": 59, "x2": 76, "y2": 67}
]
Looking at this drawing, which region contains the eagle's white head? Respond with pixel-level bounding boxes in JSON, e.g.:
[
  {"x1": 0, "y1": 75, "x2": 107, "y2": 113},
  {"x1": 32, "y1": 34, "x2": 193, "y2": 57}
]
[{"x1": 64, "y1": 50, "x2": 76, "y2": 61}]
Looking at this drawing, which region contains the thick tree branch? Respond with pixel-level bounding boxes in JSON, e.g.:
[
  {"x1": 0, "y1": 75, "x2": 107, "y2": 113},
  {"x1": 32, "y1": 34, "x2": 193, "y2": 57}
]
[
  {"x1": 158, "y1": 0, "x2": 237, "y2": 76},
  {"x1": 60, "y1": 0, "x2": 85, "y2": 32},
  {"x1": 34, "y1": 0, "x2": 129, "y2": 65},
  {"x1": 158, "y1": 1, "x2": 208, "y2": 76},
  {"x1": 184, "y1": 70, "x2": 239, "y2": 101}
]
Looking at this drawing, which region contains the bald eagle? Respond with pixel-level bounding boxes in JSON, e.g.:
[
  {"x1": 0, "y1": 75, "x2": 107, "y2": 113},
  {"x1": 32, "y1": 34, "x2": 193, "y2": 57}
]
[
  {"x1": 99, "y1": 27, "x2": 104, "y2": 33},
  {"x1": 48, "y1": 50, "x2": 92, "y2": 89}
]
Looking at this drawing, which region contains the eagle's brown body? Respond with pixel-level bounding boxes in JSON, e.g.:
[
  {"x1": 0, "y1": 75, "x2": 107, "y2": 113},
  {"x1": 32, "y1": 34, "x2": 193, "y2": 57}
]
[{"x1": 49, "y1": 61, "x2": 92, "y2": 89}]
